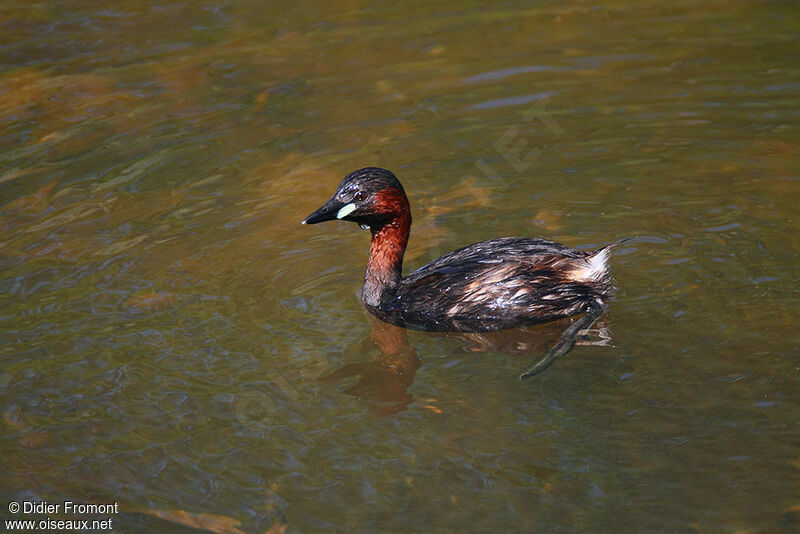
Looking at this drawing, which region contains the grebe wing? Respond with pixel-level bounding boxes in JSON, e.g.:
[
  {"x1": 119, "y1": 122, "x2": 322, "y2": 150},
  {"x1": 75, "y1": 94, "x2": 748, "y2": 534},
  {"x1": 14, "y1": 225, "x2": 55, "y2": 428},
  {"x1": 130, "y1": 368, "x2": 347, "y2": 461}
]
[
  {"x1": 395, "y1": 237, "x2": 592, "y2": 316},
  {"x1": 403, "y1": 237, "x2": 585, "y2": 283}
]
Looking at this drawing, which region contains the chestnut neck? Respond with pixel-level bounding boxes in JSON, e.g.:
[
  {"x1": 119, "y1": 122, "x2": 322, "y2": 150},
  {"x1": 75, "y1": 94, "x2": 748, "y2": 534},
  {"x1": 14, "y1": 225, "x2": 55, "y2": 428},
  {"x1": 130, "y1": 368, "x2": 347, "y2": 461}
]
[{"x1": 362, "y1": 193, "x2": 411, "y2": 308}]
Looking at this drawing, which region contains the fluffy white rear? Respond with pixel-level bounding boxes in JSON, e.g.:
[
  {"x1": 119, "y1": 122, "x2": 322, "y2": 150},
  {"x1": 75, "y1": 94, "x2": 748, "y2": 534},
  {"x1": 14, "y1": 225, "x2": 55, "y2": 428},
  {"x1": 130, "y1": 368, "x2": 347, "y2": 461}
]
[{"x1": 570, "y1": 246, "x2": 611, "y2": 282}]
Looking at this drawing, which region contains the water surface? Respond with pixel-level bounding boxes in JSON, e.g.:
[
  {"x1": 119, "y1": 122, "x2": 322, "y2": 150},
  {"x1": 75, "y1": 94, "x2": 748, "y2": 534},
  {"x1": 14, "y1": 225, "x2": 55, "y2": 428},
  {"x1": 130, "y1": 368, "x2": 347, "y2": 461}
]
[{"x1": 1, "y1": 1, "x2": 799, "y2": 532}]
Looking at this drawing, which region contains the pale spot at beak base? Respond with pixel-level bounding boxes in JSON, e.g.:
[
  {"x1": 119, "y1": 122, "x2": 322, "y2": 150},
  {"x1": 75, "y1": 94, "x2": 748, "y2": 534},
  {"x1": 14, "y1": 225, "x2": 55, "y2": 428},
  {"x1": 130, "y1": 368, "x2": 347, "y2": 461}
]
[{"x1": 337, "y1": 203, "x2": 356, "y2": 219}]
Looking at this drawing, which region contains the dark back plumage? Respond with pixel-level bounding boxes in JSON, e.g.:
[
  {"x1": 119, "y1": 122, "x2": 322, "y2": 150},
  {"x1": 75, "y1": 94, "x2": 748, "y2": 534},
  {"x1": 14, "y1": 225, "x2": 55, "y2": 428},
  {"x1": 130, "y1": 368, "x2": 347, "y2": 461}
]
[{"x1": 378, "y1": 237, "x2": 614, "y2": 331}]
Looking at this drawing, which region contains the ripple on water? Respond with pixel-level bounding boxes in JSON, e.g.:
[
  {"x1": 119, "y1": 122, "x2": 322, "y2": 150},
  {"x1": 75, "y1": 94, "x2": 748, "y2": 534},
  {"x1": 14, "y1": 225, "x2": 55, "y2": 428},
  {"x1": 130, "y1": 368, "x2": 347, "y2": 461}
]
[
  {"x1": 462, "y1": 64, "x2": 568, "y2": 84},
  {"x1": 467, "y1": 91, "x2": 558, "y2": 111}
]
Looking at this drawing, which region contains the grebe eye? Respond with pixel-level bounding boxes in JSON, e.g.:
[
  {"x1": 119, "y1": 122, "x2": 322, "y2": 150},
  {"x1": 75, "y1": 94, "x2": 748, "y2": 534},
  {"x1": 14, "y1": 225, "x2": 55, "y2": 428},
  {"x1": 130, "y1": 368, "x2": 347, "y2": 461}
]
[{"x1": 355, "y1": 191, "x2": 366, "y2": 202}]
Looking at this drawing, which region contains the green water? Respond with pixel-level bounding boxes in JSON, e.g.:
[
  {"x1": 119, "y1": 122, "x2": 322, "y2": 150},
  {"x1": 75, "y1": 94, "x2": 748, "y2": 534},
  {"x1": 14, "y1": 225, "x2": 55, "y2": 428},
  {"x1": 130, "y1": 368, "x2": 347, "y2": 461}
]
[{"x1": 1, "y1": 1, "x2": 799, "y2": 532}]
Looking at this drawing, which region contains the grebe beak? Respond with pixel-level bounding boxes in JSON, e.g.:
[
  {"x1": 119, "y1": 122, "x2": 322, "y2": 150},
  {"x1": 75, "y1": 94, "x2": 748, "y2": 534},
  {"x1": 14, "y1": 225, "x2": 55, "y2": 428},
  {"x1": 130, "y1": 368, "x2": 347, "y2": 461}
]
[{"x1": 302, "y1": 196, "x2": 352, "y2": 225}]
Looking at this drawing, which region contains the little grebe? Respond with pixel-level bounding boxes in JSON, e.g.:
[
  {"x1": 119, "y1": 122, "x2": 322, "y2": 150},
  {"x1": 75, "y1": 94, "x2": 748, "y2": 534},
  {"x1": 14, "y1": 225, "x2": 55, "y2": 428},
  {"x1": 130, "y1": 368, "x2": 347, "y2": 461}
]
[{"x1": 302, "y1": 167, "x2": 622, "y2": 333}]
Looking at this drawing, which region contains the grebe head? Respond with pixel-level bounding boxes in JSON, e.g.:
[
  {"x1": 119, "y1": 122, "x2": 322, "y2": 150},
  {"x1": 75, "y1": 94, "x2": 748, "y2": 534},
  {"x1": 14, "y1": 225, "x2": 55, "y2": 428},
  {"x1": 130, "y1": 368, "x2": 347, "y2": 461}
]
[{"x1": 302, "y1": 167, "x2": 409, "y2": 228}]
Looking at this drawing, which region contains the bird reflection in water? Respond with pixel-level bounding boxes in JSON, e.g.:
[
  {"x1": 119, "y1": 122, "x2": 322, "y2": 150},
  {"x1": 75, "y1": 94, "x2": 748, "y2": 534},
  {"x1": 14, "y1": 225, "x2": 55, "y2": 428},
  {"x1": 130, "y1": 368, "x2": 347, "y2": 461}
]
[
  {"x1": 320, "y1": 316, "x2": 422, "y2": 415},
  {"x1": 322, "y1": 305, "x2": 611, "y2": 414}
]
